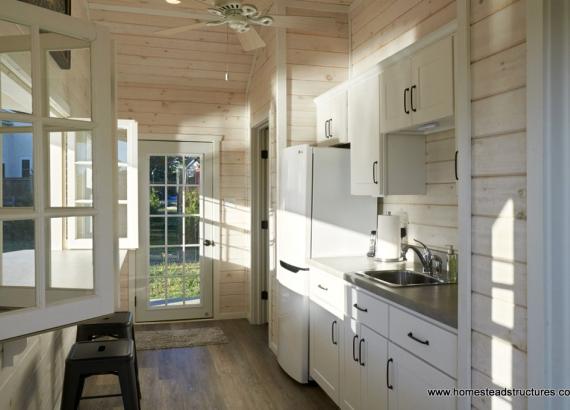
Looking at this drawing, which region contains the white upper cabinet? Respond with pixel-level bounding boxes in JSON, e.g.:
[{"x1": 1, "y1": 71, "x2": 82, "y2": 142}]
[
  {"x1": 380, "y1": 36, "x2": 454, "y2": 134},
  {"x1": 349, "y1": 74, "x2": 382, "y2": 196},
  {"x1": 315, "y1": 88, "x2": 348, "y2": 144},
  {"x1": 410, "y1": 37, "x2": 454, "y2": 125}
]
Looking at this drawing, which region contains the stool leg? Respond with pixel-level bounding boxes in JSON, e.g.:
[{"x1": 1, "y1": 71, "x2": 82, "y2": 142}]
[
  {"x1": 129, "y1": 324, "x2": 142, "y2": 400},
  {"x1": 118, "y1": 360, "x2": 140, "y2": 410},
  {"x1": 61, "y1": 366, "x2": 82, "y2": 410}
]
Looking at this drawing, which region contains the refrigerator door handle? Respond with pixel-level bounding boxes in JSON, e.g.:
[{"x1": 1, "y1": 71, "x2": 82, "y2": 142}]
[{"x1": 280, "y1": 260, "x2": 309, "y2": 274}]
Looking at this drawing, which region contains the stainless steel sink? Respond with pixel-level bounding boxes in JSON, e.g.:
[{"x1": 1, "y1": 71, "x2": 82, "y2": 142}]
[{"x1": 355, "y1": 270, "x2": 445, "y2": 287}]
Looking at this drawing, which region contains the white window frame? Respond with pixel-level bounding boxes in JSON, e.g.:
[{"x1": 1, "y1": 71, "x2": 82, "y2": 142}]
[
  {"x1": 0, "y1": 0, "x2": 116, "y2": 341},
  {"x1": 117, "y1": 119, "x2": 138, "y2": 250}
]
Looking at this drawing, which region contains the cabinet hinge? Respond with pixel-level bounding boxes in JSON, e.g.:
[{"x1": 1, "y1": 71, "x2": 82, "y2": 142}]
[
  {"x1": 261, "y1": 150, "x2": 268, "y2": 159},
  {"x1": 261, "y1": 291, "x2": 268, "y2": 300},
  {"x1": 261, "y1": 220, "x2": 269, "y2": 230},
  {"x1": 134, "y1": 296, "x2": 137, "y2": 307}
]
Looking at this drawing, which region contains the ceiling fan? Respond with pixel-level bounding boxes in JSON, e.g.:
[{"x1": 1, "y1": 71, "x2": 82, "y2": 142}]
[{"x1": 90, "y1": 0, "x2": 340, "y2": 52}]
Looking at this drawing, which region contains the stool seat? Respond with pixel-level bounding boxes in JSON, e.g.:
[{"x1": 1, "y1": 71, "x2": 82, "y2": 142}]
[
  {"x1": 79, "y1": 311, "x2": 133, "y2": 327},
  {"x1": 68, "y1": 340, "x2": 134, "y2": 362}
]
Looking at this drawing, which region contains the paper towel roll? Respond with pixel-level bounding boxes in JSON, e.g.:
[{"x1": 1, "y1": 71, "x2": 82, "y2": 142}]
[{"x1": 375, "y1": 214, "x2": 401, "y2": 261}]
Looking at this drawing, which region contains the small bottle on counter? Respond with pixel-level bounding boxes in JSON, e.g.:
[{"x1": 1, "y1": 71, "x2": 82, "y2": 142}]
[{"x1": 446, "y1": 245, "x2": 458, "y2": 283}]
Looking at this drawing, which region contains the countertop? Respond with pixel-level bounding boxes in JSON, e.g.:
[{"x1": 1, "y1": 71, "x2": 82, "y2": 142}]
[{"x1": 309, "y1": 256, "x2": 458, "y2": 329}]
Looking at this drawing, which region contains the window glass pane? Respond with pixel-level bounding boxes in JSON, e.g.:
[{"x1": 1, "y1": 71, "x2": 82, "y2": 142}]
[
  {"x1": 1, "y1": 127, "x2": 33, "y2": 207},
  {"x1": 118, "y1": 204, "x2": 128, "y2": 238},
  {"x1": 0, "y1": 21, "x2": 32, "y2": 115},
  {"x1": 185, "y1": 216, "x2": 199, "y2": 245},
  {"x1": 184, "y1": 187, "x2": 199, "y2": 214},
  {"x1": 48, "y1": 216, "x2": 94, "y2": 303},
  {"x1": 185, "y1": 156, "x2": 200, "y2": 185},
  {"x1": 167, "y1": 156, "x2": 184, "y2": 184},
  {"x1": 149, "y1": 217, "x2": 165, "y2": 246},
  {"x1": 149, "y1": 187, "x2": 165, "y2": 215},
  {"x1": 42, "y1": 32, "x2": 91, "y2": 121},
  {"x1": 0, "y1": 219, "x2": 35, "y2": 314},
  {"x1": 49, "y1": 130, "x2": 93, "y2": 207},
  {"x1": 167, "y1": 186, "x2": 182, "y2": 214},
  {"x1": 149, "y1": 156, "x2": 165, "y2": 184},
  {"x1": 118, "y1": 135, "x2": 127, "y2": 202},
  {"x1": 167, "y1": 217, "x2": 183, "y2": 246},
  {"x1": 184, "y1": 246, "x2": 200, "y2": 305}
]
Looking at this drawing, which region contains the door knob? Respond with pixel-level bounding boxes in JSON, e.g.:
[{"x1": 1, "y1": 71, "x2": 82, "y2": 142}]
[{"x1": 203, "y1": 239, "x2": 214, "y2": 247}]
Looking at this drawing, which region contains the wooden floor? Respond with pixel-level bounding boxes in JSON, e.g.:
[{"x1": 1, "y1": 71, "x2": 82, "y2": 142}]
[{"x1": 79, "y1": 319, "x2": 336, "y2": 410}]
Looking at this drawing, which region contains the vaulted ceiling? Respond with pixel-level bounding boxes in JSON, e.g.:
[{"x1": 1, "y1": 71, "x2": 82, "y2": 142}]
[{"x1": 87, "y1": 0, "x2": 352, "y2": 93}]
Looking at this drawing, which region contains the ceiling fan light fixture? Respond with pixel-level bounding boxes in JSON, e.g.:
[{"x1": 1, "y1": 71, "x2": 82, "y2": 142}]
[
  {"x1": 241, "y1": 4, "x2": 259, "y2": 17},
  {"x1": 165, "y1": 0, "x2": 181, "y2": 4},
  {"x1": 250, "y1": 15, "x2": 273, "y2": 26}
]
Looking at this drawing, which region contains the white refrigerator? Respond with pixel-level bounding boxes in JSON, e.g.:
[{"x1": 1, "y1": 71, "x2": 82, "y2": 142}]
[{"x1": 276, "y1": 145, "x2": 377, "y2": 383}]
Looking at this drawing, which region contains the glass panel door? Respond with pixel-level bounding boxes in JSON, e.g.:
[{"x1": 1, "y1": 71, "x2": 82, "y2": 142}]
[{"x1": 136, "y1": 141, "x2": 213, "y2": 321}]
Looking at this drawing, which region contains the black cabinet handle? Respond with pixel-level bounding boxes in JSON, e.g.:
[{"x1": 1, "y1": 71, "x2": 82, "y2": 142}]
[
  {"x1": 372, "y1": 161, "x2": 378, "y2": 184},
  {"x1": 328, "y1": 118, "x2": 333, "y2": 138},
  {"x1": 411, "y1": 85, "x2": 417, "y2": 112},
  {"x1": 387, "y1": 358, "x2": 394, "y2": 390},
  {"x1": 331, "y1": 320, "x2": 337, "y2": 345},
  {"x1": 324, "y1": 120, "x2": 328, "y2": 138},
  {"x1": 404, "y1": 87, "x2": 410, "y2": 114},
  {"x1": 352, "y1": 335, "x2": 358, "y2": 361},
  {"x1": 353, "y1": 303, "x2": 368, "y2": 313},
  {"x1": 407, "y1": 332, "x2": 430, "y2": 345},
  {"x1": 454, "y1": 150, "x2": 459, "y2": 181},
  {"x1": 358, "y1": 338, "x2": 365, "y2": 366},
  {"x1": 279, "y1": 260, "x2": 309, "y2": 274},
  {"x1": 317, "y1": 284, "x2": 328, "y2": 291}
]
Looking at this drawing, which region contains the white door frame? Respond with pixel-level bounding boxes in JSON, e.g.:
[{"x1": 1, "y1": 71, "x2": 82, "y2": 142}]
[
  {"x1": 134, "y1": 133, "x2": 221, "y2": 322},
  {"x1": 250, "y1": 120, "x2": 270, "y2": 324},
  {"x1": 527, "y1": 1, "x2": 570, "y2": 407}
]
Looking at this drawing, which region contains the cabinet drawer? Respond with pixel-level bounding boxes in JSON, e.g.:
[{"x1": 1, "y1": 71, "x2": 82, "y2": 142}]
[
  {"x1": 346, "y1": 287, "x2": 389, "y2": 337},
  {"x1": 389, "y1": 307, "x2": 457, "y2": 378},
  {"x1": 310, "y1": 268, "x2": 344, "y2": 313}
]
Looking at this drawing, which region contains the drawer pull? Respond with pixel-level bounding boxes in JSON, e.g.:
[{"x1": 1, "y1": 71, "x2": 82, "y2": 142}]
[
  {"x1": 353, "y1": 303, "x2": 368, "y2": 313},
  {"x1": 407, "y1": 332, "x2": 430, "y2": 345},
  {"x1": 358, "y1": 338, "x2": 366, "y2": 367},
  {"x1": 386, "y1": 358, "x2": 394, "y2": 390},
  {"x1": 352, "y1": 335, "x2": 359, "y2": 362},
  {"x1": 331, "y1": 320, "x2": 337, "y2": 345},
  {"x1": 317, "y1": 284, "x2": 328, "y2": 291}
]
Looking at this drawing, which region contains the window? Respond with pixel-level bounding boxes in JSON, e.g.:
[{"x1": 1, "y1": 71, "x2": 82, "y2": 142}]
[
  {"x1": 117, "y1": 119, "x2": 138, "y2": 249},
  {"x1": 21, "y1": 158, "x2": 30, "y2": 177},
  {"x1": 0, "y1": 3, "x2": 116, "y2": 341}
]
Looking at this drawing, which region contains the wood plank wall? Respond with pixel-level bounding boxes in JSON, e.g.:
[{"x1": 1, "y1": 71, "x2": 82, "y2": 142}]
[
  {"x1": 469, "y1": 1, "x2": 527, "y2": 409},
  {"x1": 286, "y1": 6, "x2": 349, "y2": 145},
  {"x1": 383, "y1": 129, "x2": 458, "y2": 252},
  {"x1": 349, "y1": 0, "x2": 456, "y2": 75}
]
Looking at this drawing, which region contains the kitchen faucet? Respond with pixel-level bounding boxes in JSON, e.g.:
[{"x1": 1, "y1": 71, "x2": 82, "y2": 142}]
[{"x1": 401, "y1": 239, "x2": 443, "y2": 277}]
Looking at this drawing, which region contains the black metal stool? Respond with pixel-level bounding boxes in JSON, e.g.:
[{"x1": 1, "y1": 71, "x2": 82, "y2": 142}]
[
  {"x1": 61, "y1": 339, "x2": 140, "y2": 410},
  {"x1": 76, "y1": 311, "x2": 141, "y2": 400}
]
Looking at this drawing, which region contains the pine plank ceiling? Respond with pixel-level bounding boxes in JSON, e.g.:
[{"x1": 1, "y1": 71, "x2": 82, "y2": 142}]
[{"x1": 87, "y1": 0, "x2": 352, "y2": 93}]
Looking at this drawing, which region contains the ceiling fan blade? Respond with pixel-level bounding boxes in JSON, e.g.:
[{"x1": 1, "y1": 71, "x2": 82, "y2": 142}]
[
  {"x1": 237, "y1": 28, "x2": 266, "y2": 52},
  {"x1": 268, "y1": 15, "x2": 339, "y2": 34},
  {"x1": 155, "y1": 22, "x2": 210, "y2": 36},
  {"x1": 89, "y1": 3, "x2": 217, "y2": 21}
]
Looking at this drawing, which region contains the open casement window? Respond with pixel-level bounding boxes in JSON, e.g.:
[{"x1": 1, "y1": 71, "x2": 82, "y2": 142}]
[{"x1": 0, "y1": 1, "x2": 116, "y2": 341}]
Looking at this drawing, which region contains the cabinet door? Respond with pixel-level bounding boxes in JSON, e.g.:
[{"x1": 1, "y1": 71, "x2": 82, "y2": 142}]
[
  {"x1": 310, "y1": 301, "x2": 341, "y2": 405},
  {"x1": 342, "y1": 319, "x2": 361, "y2": 410},
  {"x1": 328, "y1": 90, "x2": 348, "y2": 143},
  {"x1": 360, "y1": 325, "x2": 389, "y2": 410},
  {"x1": 316, "y1": 98, "x2": 330, "y2": 142},
  {"x1": 388, "y1": 343, "x2": 456, "y2": 410},
  {"x1": 380, "y1": 59, "x2": 412, "y2": 133},
  {"x1": 410, "y1": 36, "x2": 454, "y2": 126},
  {"x1": 349, "y1": 75, "x2": 382, "y2": 196}
]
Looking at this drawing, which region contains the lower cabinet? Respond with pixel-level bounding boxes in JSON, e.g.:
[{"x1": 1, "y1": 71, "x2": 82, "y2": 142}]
[
  {"x1": 388, "y1": 343, "x2": 456, "y2": 410},
  {"x1": 342, "y1": 319, "x2": 389, "y2": 410},
  {"x1": 341, "y1": 319, "x2": 456, "y2": 410},
  {"x1": 310, "y1": 301, "x2": 341, "y2": 405}
]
